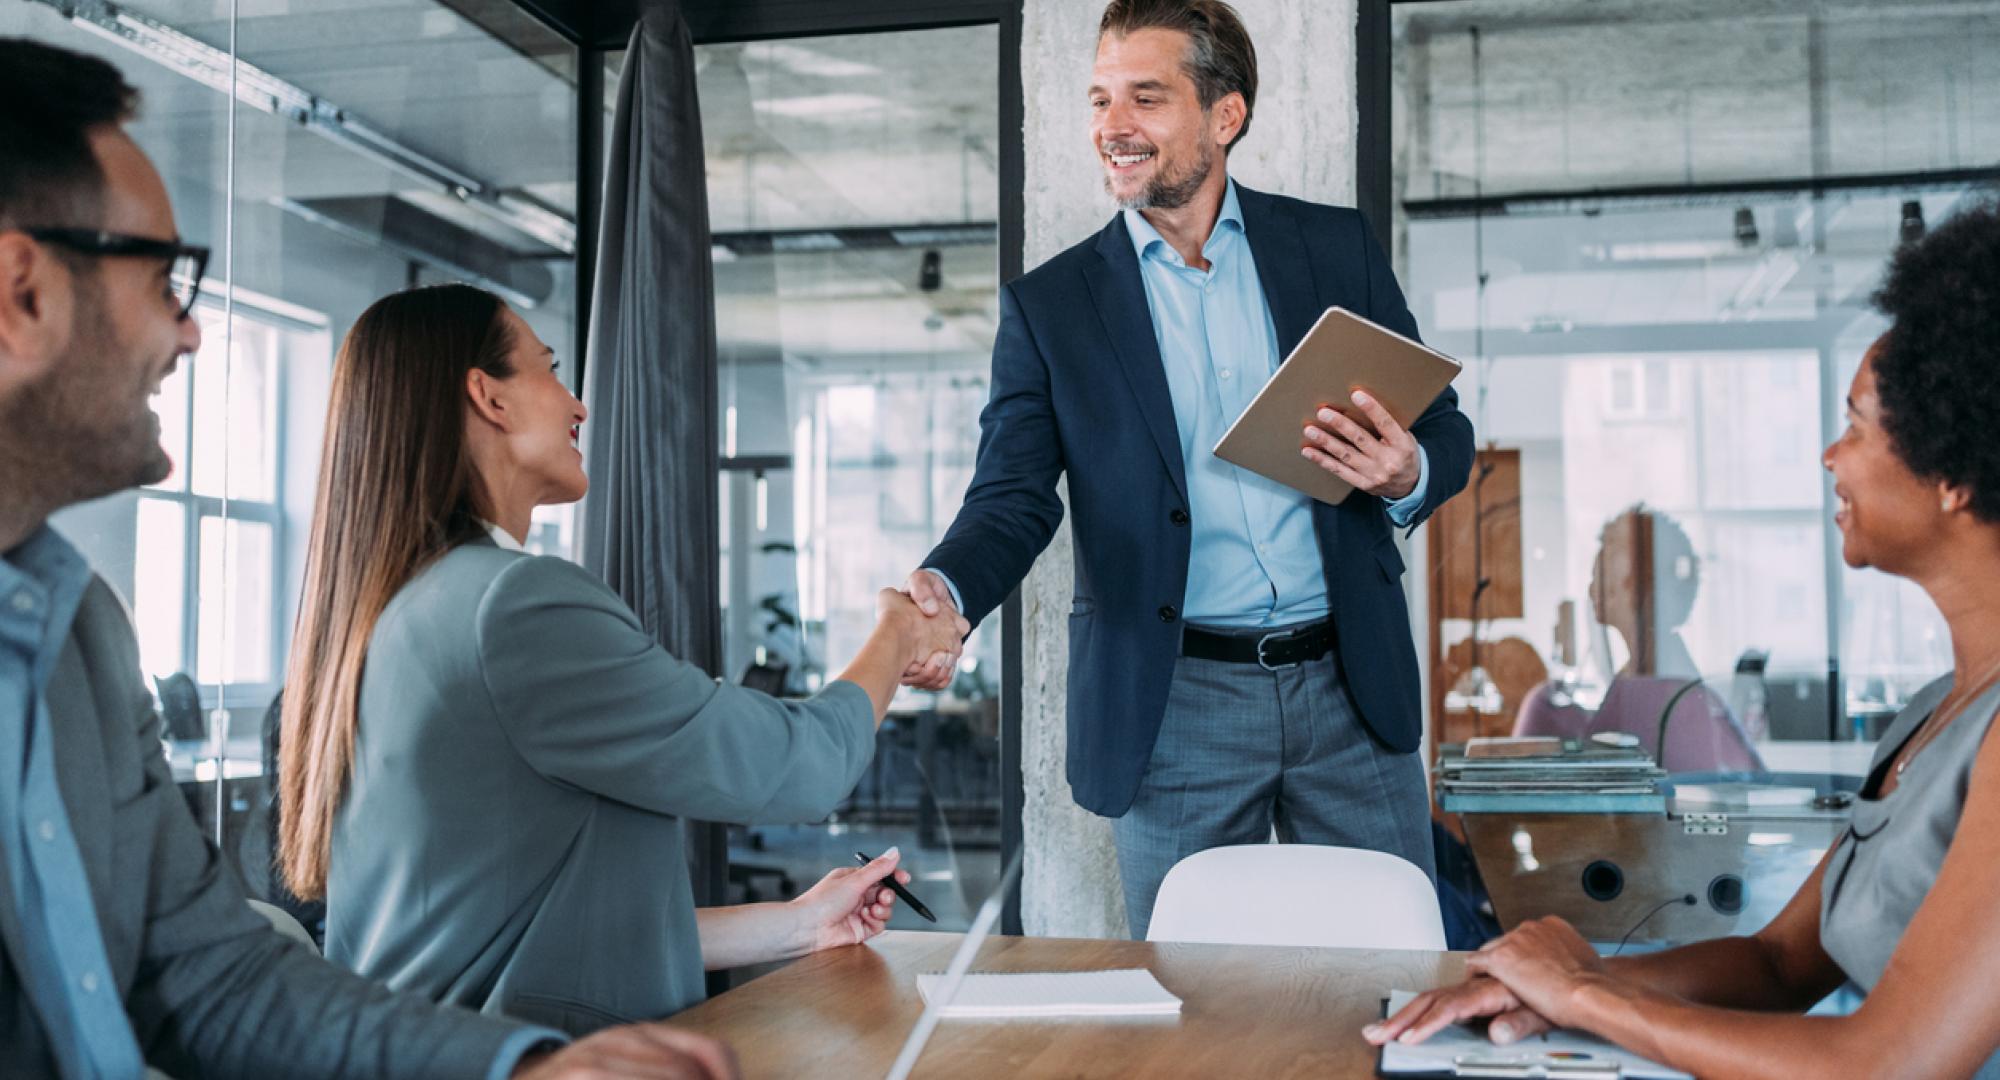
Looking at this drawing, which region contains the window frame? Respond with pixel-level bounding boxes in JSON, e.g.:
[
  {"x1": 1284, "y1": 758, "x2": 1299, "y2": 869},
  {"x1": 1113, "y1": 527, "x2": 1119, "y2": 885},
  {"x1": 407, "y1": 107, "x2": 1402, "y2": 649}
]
[{"x1": 136, "y1": 291, "x2": 313, "y2": 711}]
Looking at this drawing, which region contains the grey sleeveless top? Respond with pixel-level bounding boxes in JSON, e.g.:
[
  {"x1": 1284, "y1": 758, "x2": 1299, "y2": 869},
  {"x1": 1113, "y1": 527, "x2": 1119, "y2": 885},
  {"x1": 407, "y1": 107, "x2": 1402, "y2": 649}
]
[{"x1": 1821, "y1": 674, "x2": 2000, "y2": 1078}]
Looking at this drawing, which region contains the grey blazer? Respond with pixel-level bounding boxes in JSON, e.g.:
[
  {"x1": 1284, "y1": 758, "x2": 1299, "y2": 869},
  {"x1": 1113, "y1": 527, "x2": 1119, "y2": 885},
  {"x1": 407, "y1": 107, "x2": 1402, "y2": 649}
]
[
  {"x1": 325, "y1": 539, "x2": 875, "y2": 1035},
  {"x1": 3, "y1": 570, "x2": 535, "y2": 1078}
]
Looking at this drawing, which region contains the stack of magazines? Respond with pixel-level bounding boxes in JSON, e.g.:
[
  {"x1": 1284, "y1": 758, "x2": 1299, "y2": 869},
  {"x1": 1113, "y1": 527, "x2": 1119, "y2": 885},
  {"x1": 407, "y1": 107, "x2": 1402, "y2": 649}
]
[{"x1": 1435, "y1": 736, "x2": 1667, "y2": 814}]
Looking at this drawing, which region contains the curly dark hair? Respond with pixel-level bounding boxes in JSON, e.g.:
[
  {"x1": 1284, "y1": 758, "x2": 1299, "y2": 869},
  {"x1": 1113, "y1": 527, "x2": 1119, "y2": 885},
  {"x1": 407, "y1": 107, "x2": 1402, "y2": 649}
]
[{"x1": 1871, "y1": 199, "x2": 2000, "y2": 523}]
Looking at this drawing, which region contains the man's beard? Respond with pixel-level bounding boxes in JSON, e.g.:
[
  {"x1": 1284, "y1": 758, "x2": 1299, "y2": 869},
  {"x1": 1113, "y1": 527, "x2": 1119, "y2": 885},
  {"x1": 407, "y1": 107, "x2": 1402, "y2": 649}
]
[
  {"x1": 1106, "y1": 137, "x2": 1215, "y2": 212},
  {"x1": 0, "y1": 292, "x2": 172, "y2": 510}
]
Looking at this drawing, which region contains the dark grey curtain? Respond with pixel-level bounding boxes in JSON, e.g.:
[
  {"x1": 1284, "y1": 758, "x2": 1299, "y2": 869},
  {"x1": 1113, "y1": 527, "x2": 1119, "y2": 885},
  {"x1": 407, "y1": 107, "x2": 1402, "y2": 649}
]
[
  {"x1": 580, "y1": 0, "x2": 719, "y2": 675},
  {"x1": 578, "y1": 1, "x2": 726, "y2": 911}
]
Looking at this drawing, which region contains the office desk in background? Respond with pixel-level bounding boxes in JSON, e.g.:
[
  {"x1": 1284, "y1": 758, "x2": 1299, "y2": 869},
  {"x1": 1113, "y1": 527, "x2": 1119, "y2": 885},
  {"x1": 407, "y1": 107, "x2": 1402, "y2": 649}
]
[
  {"x1": 1752, "y1": 739, "x2": 1877, "y2": 778},
  {"x1": 672, "y1": 931, "x2": 1467, "y2": 1078}
]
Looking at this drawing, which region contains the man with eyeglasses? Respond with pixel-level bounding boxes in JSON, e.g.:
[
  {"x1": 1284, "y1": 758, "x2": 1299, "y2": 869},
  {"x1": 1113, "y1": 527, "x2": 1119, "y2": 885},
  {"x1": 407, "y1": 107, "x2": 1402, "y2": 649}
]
[{"x1": 0, "y1": 37, "x2": 736, "y2": 1080}]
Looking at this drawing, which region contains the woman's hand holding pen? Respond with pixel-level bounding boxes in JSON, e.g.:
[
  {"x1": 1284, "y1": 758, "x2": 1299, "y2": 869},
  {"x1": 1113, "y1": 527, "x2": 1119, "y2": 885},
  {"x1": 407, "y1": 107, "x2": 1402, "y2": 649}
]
[{"x1": 788, "y1": 847, "x2": 910, "y2": 952}]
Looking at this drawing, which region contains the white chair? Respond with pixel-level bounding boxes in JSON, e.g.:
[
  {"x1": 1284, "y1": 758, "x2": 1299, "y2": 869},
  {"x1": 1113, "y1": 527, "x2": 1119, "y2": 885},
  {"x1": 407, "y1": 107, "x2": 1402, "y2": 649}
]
[{"x1": 1146, "y1": 844, "x2": 1446, "y2": 950}]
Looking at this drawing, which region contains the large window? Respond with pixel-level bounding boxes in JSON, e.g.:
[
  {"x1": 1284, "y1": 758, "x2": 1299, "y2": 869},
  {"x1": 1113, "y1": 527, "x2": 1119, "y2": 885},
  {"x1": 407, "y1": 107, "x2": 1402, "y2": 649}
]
[
  {"x1": 11, "y1": 0, "x2": 582, "y2": 872},
  {"x1": 133, "y1": 300, "x2": 329, "y2": 694}
]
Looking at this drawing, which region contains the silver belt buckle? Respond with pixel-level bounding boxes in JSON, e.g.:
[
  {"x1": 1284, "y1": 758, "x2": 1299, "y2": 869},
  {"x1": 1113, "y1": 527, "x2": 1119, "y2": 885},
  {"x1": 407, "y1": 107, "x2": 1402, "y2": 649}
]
[{"x1": 1255, "y1": 630, "x2": 1292, "y2": 672}]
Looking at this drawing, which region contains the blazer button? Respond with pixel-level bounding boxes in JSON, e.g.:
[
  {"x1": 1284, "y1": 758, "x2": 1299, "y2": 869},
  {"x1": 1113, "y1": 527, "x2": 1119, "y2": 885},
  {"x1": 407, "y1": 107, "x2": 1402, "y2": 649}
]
[
  {"x1": 1170, "y1": 508, "x2": 1190, "y2": 526},
  {"x1": 1158, "y1": 605, "x2": 1178, "y2": 622}
]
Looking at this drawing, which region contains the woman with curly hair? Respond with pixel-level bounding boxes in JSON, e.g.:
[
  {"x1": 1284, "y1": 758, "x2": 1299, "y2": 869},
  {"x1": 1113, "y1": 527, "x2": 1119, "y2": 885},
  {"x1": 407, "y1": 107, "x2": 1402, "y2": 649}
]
[{"x1": 1371, "y1": 200, "x2": 2000, "y2": 1078}]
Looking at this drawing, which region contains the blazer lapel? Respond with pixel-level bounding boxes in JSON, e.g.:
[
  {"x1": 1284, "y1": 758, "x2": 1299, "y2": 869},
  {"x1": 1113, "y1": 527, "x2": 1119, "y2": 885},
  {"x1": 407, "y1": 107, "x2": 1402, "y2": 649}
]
[
  {"x1": 1238, "y1": 185, "x2": 1350, "y2": 546},
  {"x1": 1239, "y1": 185, "x2": 1322, "y2": 358},
  {"x1": 1084, "y1": 215, "x2": 1189, "y2": 502}
]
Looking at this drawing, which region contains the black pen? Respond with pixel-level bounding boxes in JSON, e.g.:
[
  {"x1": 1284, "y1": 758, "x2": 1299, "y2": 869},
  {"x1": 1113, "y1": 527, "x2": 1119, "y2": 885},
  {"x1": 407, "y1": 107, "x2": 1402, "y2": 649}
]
[{"x1": 855, "y1": 850, "x2": 936, "y2": 923}]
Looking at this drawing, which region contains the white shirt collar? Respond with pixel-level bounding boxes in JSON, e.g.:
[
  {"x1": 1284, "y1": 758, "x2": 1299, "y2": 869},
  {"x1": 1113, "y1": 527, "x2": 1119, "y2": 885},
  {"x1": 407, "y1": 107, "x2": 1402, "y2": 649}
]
[{"x1": 481, "y1": 520, "x2": 526, "y2": 553}]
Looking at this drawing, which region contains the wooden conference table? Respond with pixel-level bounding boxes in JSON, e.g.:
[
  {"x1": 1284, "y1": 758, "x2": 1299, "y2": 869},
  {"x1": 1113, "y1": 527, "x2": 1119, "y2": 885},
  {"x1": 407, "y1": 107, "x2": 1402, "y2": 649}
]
[{"x1": 673, "y1": 931, "x2": 1468, "y2": 1078}]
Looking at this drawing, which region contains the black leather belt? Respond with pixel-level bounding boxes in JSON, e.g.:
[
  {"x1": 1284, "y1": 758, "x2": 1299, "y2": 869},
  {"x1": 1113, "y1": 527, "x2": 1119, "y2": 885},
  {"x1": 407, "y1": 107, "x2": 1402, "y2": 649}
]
[{"x1": 1180, "y1": 620, "x2": 1336, "y2": 670}]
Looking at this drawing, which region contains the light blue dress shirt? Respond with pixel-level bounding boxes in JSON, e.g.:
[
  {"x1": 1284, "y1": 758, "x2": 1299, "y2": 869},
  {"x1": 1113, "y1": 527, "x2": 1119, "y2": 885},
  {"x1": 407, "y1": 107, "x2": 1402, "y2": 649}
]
[
  {"x1": 0, "y1": 527, "x2": 145, "y2": 1080},
  {"x1": 930, "y1": 179, "x2": 1428, "y2": 629}
]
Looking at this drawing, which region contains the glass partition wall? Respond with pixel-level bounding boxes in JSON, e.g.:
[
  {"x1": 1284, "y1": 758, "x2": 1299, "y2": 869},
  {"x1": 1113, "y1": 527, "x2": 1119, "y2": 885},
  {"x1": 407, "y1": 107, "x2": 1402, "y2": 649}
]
[
  {"x1": 1397, "y1": 0, "x2": 1998, "y2": 765},
  {"x1": 8, "y1": 0, "x2": 582, "y2": 901},
  {"x1": 1394, "y1": 0, "x2": 1998, "y2": 948},
  {"x1": 8, "y1": 0, "x2": 1007, "y2": 933},
  {"x1": 679, "y1": 25, "x2": 1007, "y2": 930}
]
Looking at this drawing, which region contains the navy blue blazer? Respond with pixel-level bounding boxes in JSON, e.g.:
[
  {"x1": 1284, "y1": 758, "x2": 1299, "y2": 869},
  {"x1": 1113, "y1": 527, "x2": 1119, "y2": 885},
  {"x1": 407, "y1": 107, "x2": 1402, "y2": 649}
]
[{"x1": 924, "y1": 184, "x2": 1475, "y2": 817}]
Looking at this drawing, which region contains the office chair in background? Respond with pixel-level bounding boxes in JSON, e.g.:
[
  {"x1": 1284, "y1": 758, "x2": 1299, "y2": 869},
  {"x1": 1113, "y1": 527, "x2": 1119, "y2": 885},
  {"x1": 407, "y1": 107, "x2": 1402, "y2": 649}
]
[{"x1": 153, "y1": 672, "x2": 206, "y2": 742}]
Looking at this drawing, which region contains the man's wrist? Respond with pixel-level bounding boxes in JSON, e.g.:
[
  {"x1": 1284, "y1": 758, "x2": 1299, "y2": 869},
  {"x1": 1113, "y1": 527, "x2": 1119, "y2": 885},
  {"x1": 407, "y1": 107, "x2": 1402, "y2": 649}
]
[
  {"x1": 918, "y1": 567, "x2": 964, "y2": 615},
  {"x1": 508, "y1": 1047, "x2": 554, "y2": 1079},
  {"x1": 503, "y1": 1035, "x2": 568, "y2": 1079}
]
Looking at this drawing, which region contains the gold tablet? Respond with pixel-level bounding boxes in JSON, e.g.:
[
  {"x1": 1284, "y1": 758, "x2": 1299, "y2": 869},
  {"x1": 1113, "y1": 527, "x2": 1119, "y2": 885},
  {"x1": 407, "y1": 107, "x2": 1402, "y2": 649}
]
[{"x1": 1213, "y1": 307, "x2": 1462, "y2": 506}]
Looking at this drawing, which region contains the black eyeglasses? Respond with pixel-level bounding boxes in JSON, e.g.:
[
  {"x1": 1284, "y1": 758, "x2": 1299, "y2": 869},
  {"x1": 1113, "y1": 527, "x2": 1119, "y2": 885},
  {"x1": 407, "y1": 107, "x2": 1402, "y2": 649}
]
[{"x1": 23, "y1": 227, "x2": 210, "y2": 321}]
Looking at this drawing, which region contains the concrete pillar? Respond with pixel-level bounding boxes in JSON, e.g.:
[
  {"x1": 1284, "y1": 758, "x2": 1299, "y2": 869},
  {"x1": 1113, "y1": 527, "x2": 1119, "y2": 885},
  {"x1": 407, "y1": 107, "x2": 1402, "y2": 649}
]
[{"x1": 1017, "y1": 0, "x2": 1362, "y2": 938}]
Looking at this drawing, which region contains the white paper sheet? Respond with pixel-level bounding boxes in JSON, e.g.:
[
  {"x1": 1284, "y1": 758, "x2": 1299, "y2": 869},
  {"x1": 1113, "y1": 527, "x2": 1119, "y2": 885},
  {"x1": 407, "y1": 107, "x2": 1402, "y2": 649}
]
[{"x1": 914, "y1": 969, "x2": 1183, "y2": 1019}]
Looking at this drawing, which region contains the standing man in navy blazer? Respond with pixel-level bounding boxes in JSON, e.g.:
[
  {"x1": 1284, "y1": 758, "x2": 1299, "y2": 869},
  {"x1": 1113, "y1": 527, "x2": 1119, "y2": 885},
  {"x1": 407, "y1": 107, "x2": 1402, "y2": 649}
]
[{"x1": 906, "y1": 0, "x2": 1474, "y2": 937}]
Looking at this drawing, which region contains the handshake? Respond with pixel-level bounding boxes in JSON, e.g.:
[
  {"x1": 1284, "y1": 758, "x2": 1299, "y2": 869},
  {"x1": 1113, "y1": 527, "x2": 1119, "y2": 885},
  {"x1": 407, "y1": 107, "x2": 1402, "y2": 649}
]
[{"x1": 877, "y1": 569, "x2": 971, "y2": 691}]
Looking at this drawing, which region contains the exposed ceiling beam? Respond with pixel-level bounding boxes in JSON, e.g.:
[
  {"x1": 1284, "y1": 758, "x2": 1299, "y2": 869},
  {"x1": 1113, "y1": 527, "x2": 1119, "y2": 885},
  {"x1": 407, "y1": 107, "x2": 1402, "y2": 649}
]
[
  {"x1": 1404, "y1": 166, "x2": 2000, "y2": 220},
  {"x1": 277, "y1": 196, "x2": 556, "y2": 309},
  {"x1": 44, "y1": 0, "x2": 578, "y2": 257},
  {"x1": 712, "y1": 222, "x2": 996, "y2": 257}
]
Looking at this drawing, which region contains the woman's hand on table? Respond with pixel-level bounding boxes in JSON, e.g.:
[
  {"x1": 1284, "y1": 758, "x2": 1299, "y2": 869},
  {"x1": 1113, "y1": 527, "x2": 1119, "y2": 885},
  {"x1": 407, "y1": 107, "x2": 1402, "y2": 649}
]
[
  {"x1": 789, "y1": 847, "x2": 911, "y2": 953},
  {"x1": 1366, "y1": 917, "x2": 1606, "y2": 1047}
]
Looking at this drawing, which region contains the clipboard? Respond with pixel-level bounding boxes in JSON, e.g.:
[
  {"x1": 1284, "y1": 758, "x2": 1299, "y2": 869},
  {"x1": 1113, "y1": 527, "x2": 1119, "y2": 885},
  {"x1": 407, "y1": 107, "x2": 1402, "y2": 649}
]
[
  {"x1": 1213, "y1": 307, "x2": 1461, "y2": 506},
  {"x1": 1374, "y1": 993, "x2": 1691, "y2": 1080}
]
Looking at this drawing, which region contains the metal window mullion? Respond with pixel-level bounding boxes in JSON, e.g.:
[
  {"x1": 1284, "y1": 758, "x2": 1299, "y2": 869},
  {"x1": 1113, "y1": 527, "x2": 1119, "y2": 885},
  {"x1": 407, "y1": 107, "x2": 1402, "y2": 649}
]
[
  {"x1": 270, "y1": 331, "x2": 292, "y2": 700},
  {"x1": 178, "y1": 491, "x2": 201, "y2": 683}
]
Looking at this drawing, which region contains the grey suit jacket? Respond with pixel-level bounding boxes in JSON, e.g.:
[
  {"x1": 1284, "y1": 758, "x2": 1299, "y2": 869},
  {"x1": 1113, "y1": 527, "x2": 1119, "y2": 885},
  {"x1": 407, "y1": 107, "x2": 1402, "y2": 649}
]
[
  {"x1": 325, "y1": 539, "x2": 875, "y2": 1035},
  {"x1": 2, "y1": 571, "x2": 538, "y2": 1078}
]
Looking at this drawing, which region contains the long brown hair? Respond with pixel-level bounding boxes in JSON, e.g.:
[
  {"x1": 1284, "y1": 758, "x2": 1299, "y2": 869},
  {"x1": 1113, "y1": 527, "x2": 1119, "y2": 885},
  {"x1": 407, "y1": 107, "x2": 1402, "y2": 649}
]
[{"x1": 278, "y1": 283, "x2": 515, "y2": 899}]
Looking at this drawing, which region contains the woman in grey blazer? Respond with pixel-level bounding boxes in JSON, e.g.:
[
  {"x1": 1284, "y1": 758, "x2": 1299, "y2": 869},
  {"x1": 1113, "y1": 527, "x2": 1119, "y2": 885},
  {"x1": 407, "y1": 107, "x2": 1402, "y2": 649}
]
[
  {"x1": 276, "y1": 284, "x2": 968, "y2": 1035},
  {"x1": 1371, "y1": 204, "x2": 2000, "y2": 1077}
]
